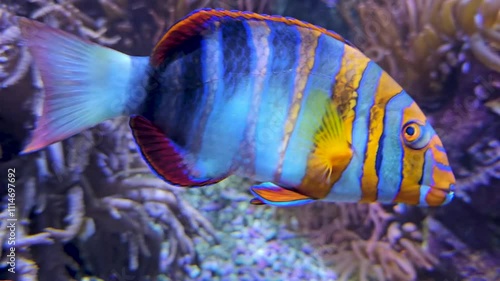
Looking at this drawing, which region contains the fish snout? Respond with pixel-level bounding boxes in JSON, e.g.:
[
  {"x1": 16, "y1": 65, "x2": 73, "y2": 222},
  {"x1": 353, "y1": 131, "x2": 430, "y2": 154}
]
[{"x1": 420, "y1": 137, "x2": 456, "y2": 206}]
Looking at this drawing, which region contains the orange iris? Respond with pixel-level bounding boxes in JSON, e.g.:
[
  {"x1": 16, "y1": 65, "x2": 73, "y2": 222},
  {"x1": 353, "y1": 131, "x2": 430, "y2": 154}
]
[{"x1": 403, "y1": 122, "x2": 421, "y2": 142}]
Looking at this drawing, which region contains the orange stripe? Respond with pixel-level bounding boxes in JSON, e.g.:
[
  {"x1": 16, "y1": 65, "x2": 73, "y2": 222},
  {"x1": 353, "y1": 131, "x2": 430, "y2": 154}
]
[
  {"x1": 425, "y1": 137, "x2": 454, "y2": 206},
  {"x1": 274, "y1": 27, "x2": 321, "y2": 182},
  {"x1": 330, "y1": 46, "x2": 371, "y2": 145},
  {"x1": 359, "y1": 72, "x2": 402, "y2": 202},
  {"x1": 152, "y1": 9, "x2": 353, "y2": 67}
]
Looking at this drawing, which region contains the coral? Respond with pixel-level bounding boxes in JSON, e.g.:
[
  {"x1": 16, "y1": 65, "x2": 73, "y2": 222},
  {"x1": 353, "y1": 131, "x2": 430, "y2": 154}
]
[
  {"x1": 427, "y1": 217, "x2": 500, "y2": 281},
  {"x1": 0, "y1": 7, "x2": 30, "y2": 88},
  {"x1": 281, "y1": 203, "x2": 438, "y2": 281},
  {"x1": 0, "y1": 0, "x2": 123, "y2": 87},
  {"x1": 0, "y1": 117, "x2": 217, "y2": 281},
  {"x1": 98, "y1": 0, "x2": 274, "y2": 52},
  {"x1": 456, "y1": 136, "x2": 500, "y2": 202},
  {"x1": 213, "y1": 0, "x2": 272, "y2": 14},
  {"x1": 338, "y1": 0, "x2": 500, "y2": 104},
  {"x1": 28, "y1": 0, "x2": 120, "y2": 45}
]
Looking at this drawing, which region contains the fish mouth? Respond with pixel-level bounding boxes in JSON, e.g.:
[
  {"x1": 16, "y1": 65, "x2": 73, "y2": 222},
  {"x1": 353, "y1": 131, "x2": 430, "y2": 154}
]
[
  {"x1": 423, "y1": 184, "x2": 455, "y2": 206},
  {"x1": 430, "y1": 183, "x2": 455, "y2": 193}
]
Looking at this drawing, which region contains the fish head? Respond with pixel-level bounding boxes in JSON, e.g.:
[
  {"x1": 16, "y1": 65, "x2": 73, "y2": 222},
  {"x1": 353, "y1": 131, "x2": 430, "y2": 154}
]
[{"x1": 382, "y1": 92, "x2": 455, "y2": 206}]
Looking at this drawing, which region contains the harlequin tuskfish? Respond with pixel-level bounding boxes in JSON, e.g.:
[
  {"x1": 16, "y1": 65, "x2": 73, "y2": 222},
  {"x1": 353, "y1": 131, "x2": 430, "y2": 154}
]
[{"x1": 18, "y1": 8, "x2": 456, "y2": 206}]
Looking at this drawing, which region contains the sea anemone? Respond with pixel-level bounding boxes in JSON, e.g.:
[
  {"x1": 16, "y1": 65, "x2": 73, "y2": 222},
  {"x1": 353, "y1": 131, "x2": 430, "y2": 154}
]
[
  {"x1": 282, "y1": 203, "x2": 437, "y2": 281},
  {"x1": 338, "y1": 0, "x2": 500, "y2": 104},
  {"x1": 0, "y1": 118, "x2": 217, "y2": 280}
]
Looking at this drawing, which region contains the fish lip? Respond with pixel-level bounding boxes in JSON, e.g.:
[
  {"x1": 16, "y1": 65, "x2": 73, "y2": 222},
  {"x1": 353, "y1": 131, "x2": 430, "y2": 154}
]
[
  {"x1": 426, "y1": 184, "x2": 455, "y2": 205},
  {"x1": 429, "y1": 183, "x2": 455, "y2": 193}
]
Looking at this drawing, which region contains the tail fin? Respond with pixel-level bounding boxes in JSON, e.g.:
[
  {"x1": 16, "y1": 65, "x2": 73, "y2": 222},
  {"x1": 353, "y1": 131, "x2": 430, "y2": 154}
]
[{"x1": 18, "y1": 18, "x2": 148, "y2": 154}]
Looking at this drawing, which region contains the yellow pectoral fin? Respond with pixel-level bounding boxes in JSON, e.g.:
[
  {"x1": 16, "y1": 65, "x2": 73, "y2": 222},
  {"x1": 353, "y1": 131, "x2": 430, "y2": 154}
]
[
  {"x1": 301, "y1": 100, "x2": 353, "y2": 198},
  {"x1": 312, "y1": 100, "x2": 353, "y2": 180}
]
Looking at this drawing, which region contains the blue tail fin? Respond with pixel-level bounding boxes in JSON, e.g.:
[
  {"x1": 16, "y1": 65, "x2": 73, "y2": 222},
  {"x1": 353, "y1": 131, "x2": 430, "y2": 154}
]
[{"x1": 18, "y1": 18, "x2": 148, "y2": 153}]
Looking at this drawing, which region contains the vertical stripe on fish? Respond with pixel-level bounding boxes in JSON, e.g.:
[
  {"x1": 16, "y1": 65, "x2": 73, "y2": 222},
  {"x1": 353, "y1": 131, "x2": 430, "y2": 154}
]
[
  {"x1": 274, "y1": 26, "x2": 321, "y2": 182},
  {"x1": 360, "y1": 72, "x2": 403, "y2": 202},
  {"x1": 326, "y1": 45, "x2": 371, "y2": 202},
  {"x1": 239, "y1": 20, "x2": 271, "y2": 177},
  {"x1": 394, "y1": 101, "x2": 427, "y2": 204},
  {"x1": 376, "y1": 92, "x2": 412, "y2": 202},
  {"x1": 197, "y1": 19, "x2": 257, "y2": 176},
  {"x1": 190, "y1": 21, "x2": 224, "y2": 155},
  {"x1": 283, "y1": 33, "x2": 346, "y2": 197},
  {"x1": 254, "y1": 21, "x2": 300, "y2": 181}
]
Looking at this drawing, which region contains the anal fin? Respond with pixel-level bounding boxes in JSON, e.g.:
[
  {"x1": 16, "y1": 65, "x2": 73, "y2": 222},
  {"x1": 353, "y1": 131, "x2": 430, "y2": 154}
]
[
  {"x1": 129, "y1": 115, "x2": 227, "y2": 187},
  {"x1": 250, "y1": 182, "x2": 314, "y2": 207}
]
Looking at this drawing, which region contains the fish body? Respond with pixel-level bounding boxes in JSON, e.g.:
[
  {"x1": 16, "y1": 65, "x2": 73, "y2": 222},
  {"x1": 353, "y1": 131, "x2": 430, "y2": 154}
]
[{"x1": 18, "y1": 9, "x2": 455, "y2": 206}]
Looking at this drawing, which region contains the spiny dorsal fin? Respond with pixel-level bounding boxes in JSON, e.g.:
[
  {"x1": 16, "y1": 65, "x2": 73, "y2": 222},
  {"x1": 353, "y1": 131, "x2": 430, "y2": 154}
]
[{"x1": 151, "y1": 8, "x2": 356, "y2": 67}]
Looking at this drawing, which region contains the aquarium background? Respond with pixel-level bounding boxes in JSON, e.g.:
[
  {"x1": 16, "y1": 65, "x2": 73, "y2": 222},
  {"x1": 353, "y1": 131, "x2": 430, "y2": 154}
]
[{"x1": 0, "y1": 0, "x2": 499, "y2": 280}]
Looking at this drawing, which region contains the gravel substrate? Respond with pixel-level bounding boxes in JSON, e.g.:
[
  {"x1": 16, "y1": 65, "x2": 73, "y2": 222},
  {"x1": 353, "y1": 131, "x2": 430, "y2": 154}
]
[{"x1": 183, "y1": 177, "x2": 338, "y2": 281}]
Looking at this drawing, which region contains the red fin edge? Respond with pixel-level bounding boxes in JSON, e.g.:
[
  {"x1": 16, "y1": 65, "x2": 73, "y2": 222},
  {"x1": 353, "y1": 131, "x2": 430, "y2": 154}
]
[
  {"x1": 151, "y1": 8, "x2": 355, "y2": 67},
  {"x1": 250, "y1": 198, "x2": 266, "y2": 205},
  {"x1": 129, "y1": 115, "x2": 227, "y2": 187}
]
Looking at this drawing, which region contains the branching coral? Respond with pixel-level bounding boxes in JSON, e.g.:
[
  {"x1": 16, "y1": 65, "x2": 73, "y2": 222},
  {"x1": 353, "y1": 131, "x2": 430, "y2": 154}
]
[
  {"x1": 282, "y1": 203, "x2": 437, "y2": 281},
  {"x1": 0, "y1": 117, "x2": 217, "y2": 281},
  {"x1": 454, "y1": 135, "x2": 500, "y2": 202},
  {"x1": 338, "y1": 0, "x2": 500, "y2": 103},
  {"x1": 93, "y1": 0, "x2": 273, "y2": 52},
  {"x1": 1, "y1": 0, "x2": 125, "y2": 90},
  {"x1": 213, "y1": 0, "x2": 272, "y2": 14},
  {"x1": 28, "y1": 0, "x2": 120, "y2": 45},
  {"x1": 427, "y1": 217, "x2": 500, "y2": 280},
  {"x1": 0, "y1": 7, "x2": 30, "y2": 88}
]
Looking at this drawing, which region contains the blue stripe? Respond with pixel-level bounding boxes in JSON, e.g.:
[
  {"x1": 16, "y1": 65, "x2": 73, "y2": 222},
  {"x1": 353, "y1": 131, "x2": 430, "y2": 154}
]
[
  {"x1": 418, "y1": 185, "x2": 431, "y2": 206},
  {"x1": 435, "y1": 145, "x2": 447, "y2": 153},
  {"x1": 188, "y1": 25, "x2": 223, "y2": 149},
  {"x1": 254, "y1": 22, "x2": 300, "y2": 181},
  {"x1": 436, "y1": 162, "x2": 452, "y2": 172},
  {"x1": 328, "y1": 61, "x2": 382, "y2": 202},
  {"x1": 376, "y1": 91, "x2": 413, "y2": 202},
  {"x1": 242, "y1": 20, "x2": 257, "y2": 78},
  {"x1": 422, "y1": 148, "x2": 435, "y2": 186},
  {"x1": 280, "y1": 34, "x2": 345, "y2": 186},
  {"x1": 196, "y1": 23, "x2": 253, "y2": 177},
  {"x1": 354, "y1": 61, "x2": 382, "y2": 184}
]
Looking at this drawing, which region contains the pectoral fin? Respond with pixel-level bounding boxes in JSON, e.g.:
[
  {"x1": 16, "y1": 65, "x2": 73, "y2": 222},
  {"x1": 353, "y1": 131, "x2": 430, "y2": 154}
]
[
  {"x1": 310, "y1": 98, "x2": 353, "y2": 181},
  {"x1": 129, "y1": 115, "x2": 228, "y2": 187},
  {"x1": 250, "y1": 182, "x2": 314, "y2": 206},
  {"x1": 297, "y1": 92, "x2": 354, "y2": 199}
]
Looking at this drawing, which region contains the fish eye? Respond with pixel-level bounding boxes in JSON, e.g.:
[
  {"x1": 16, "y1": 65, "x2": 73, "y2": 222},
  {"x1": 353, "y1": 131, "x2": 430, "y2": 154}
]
[
  {"x1": 403, "y1": 123, "x2": 419, "y2": 141},
  {"x1": 405, "y1": 125, "x2": 415, "y2": 136},
  {"x1": 401, "y1": 121, "x2": 429, "y2": 149}
]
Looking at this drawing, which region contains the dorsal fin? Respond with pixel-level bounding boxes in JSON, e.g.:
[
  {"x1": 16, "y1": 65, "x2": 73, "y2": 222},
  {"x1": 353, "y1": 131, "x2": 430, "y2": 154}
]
[{"x1": 151, "y1": 8, "x2": 356, "y2": 67}]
